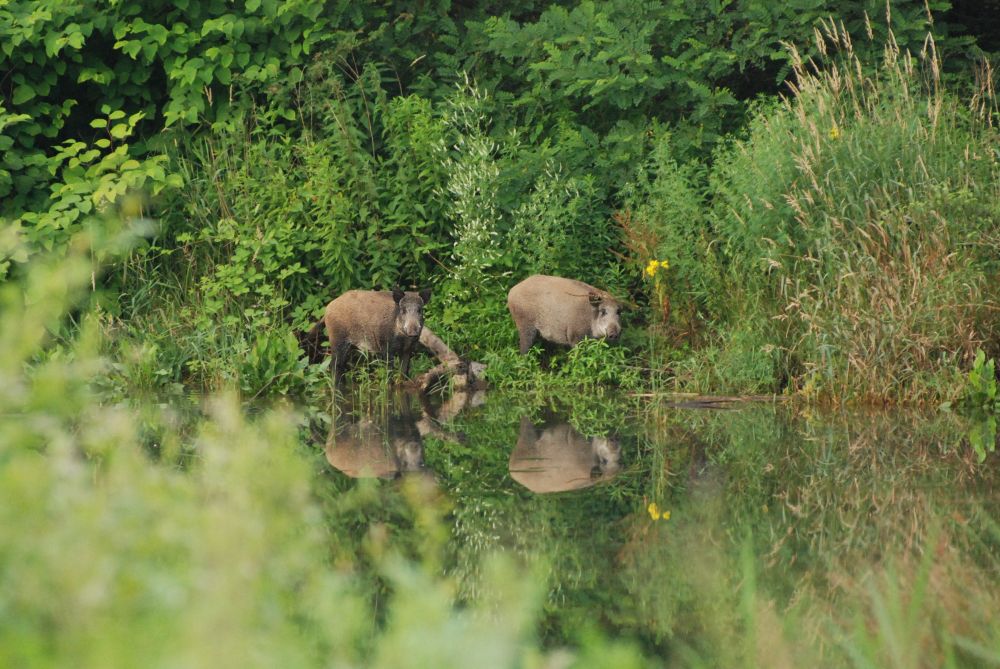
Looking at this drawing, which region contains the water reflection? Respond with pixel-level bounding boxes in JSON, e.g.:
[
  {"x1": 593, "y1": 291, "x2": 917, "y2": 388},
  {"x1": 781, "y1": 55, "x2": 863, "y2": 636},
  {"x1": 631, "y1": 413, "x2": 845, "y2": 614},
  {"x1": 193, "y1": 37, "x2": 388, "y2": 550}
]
[
  {"x1": 325, "y1": 414, "x2": 425, "y2": 479},
  {"x1": 325, "y1": 389, "x2": 484, "y2": 479},
  {"x1": 508, "y1": 416, "x2": 622, "y2": 493},
  {"x1": 314, "y1": 389, "x2": 1000, "y2": 664}
]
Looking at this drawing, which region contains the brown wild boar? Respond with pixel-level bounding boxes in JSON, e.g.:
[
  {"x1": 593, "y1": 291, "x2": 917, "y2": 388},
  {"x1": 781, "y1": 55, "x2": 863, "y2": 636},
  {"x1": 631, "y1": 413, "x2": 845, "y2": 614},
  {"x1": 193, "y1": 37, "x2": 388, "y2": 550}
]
[
  {"x1": 302, "y1": 287, "x2": 431, "y2": 376},
  {"x1": 507, "y1": 274, "x2": 622, "y2": 354},
  {"x1": 509, "y1": 417, "x2": 621, "y2": 493}
]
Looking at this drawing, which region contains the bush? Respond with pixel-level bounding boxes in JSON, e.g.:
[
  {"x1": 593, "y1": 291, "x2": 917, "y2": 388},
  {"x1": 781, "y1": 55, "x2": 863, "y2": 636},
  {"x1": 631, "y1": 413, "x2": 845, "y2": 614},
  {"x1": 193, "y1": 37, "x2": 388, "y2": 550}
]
[
  {"x1": 485, "y1": 338, "x2": 643, "y2": 393},
  {"x1": 701, "y1": 26, "x2": 1000, "y2": 401},
  {"x1": 619, "y1": 128, "x2": 723, "y2": 338}
]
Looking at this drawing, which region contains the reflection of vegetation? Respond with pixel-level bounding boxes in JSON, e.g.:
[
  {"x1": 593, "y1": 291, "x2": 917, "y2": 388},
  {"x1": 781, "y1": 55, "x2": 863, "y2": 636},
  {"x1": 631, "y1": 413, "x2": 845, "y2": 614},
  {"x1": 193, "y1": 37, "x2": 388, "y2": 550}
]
[{"x1": 613, "y1": 405, "x2": 1000, "y2": 666}]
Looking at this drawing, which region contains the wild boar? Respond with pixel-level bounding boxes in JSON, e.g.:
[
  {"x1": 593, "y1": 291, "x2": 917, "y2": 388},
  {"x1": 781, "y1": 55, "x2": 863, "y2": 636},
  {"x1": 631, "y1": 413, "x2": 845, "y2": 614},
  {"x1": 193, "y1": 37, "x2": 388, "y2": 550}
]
[
  {"x1": 302, "y1": 287, "x2": 431, "y2": 376},
  {"x1": 509, "y1": 417, "x2": 622, "y2": 493},
  {"x1": 507, "y1": 274, "x2": 622, "y2": 354}
]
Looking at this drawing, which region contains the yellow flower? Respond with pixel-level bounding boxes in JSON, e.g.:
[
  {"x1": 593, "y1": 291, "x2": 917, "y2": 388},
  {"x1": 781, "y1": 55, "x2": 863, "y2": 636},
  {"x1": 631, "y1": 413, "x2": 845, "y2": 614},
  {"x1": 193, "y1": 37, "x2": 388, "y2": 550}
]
[
  {"x1": 829, "y1": 125, "x2": 840, "y2": 140},
  {"x1": 660, "y1": 258, "x2": 670, "y2": 270},
  {"x1": 647, "y1": 503, "x2": 671, "y2": 521},
  {"x1": 644, "y1": 259, "x2": 660, "y2": 277}
]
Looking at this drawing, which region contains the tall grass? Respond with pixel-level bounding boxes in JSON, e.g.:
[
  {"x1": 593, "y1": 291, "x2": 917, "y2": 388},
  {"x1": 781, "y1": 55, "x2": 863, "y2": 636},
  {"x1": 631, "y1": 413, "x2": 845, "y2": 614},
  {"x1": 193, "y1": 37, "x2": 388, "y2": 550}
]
[
  {"x1": 629, "y1": 23, "x2": 1000, "y2": 402},
  {"x1": 717, "y1": 23, "x2": 1000, "y2": 402}
]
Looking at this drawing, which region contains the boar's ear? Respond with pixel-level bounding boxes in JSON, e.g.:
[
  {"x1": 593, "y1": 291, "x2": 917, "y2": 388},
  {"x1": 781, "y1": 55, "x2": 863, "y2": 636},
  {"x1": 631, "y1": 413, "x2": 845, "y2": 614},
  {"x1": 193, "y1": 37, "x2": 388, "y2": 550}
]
[
  {"x1": 419, "y1": 287, "x2": 432, "y2": 305},
  {"x1": 588, "y1": 292, "x2": 603, "y2": 307},
  {"x1": 392, "y1": 286, "x2": 405, "y2": 304}
]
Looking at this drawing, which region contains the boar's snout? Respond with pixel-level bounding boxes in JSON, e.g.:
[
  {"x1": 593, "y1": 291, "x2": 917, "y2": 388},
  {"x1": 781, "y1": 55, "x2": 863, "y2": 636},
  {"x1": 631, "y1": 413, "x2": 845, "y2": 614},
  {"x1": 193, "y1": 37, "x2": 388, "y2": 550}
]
[
  {"x1": 592, "y1": 436, "x2": 622, "y2": 476},
  {"x1": 595, "y1": 322, "x2": 621, "y2": 341},
  {"x1": 590, "y1": 298, "x2": 622, "y2": 342},
  {"x1": 396, "y1": 440, "x2": 425, "y2": 471},
  {"x1": 402, "y1": 319, "x2": 423, "y2": 337}
]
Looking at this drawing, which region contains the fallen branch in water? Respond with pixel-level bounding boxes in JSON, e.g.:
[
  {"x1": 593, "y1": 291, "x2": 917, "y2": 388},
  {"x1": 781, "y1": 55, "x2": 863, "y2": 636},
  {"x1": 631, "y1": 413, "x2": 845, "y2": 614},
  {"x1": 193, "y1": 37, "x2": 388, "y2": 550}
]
[
  {"x1": 415, "y1": 326, "x2": 487, "y2": 391},
  {"x1": 628, "y1": 392, "x2": 785, "y2": 406}
]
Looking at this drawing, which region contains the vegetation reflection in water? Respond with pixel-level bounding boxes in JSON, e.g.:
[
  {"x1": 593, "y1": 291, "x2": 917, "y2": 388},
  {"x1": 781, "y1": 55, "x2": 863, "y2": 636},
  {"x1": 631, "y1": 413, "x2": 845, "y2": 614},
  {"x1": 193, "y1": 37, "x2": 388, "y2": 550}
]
[{"x1": 321, "y1": 388, "x2": 1000, "y2": 666}]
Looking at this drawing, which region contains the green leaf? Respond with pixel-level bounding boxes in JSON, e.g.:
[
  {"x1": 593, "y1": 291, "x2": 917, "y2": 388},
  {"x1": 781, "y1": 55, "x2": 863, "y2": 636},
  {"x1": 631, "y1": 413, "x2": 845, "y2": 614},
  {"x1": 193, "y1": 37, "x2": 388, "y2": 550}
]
[{"x1": 12, "y1": 84, "x2": 35, "y2": 105}]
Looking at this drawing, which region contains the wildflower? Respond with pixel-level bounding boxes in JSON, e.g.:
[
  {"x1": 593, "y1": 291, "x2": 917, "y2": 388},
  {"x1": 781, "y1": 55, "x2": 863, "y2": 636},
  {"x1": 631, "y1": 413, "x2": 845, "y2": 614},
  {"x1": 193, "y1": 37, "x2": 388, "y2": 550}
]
[
  {"x1": 828, "y1": 125, "x2": 840, "y2": 140},
  {"x1": 645, "y1": 258, "x2": 670, "y2": 277},
  {"x1": 647, "y1": 502, "x2": 661, "y2": 519},
  {"x1": 647, "y1": 503, "x2": 670, "y2": 521}
]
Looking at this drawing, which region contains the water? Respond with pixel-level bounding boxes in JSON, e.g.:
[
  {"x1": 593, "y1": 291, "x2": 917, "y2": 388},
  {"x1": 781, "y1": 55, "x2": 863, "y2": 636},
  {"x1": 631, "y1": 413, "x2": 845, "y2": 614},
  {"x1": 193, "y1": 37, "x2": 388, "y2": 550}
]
[{"x1": 316, "y1": 388, "x2": 1000, "y2": 663}]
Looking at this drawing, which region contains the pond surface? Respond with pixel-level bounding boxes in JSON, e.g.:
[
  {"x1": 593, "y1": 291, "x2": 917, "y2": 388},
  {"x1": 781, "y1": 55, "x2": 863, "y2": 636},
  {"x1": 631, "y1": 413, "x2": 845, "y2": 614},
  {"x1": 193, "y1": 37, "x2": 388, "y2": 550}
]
[{"x1": 314, "y1": 388, "x2": 1000, "y2": 665}]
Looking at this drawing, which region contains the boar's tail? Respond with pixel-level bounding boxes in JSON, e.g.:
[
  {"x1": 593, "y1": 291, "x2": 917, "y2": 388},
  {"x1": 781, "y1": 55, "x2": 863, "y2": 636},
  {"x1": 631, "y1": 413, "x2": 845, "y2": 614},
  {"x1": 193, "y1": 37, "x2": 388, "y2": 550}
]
[{"x1": 298, "y1": 319, "x2": 327, "y2": 364}]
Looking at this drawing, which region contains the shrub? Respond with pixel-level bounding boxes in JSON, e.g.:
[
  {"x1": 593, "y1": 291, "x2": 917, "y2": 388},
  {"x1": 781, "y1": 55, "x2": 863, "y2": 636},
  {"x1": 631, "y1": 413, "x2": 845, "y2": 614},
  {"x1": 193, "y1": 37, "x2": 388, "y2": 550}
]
[
  {"x1": 705, "y1": 25, "x2": 1000, "y2": 402},
  {"x1": 619, "y1": 128, "x2": 723, "y2": 339}
]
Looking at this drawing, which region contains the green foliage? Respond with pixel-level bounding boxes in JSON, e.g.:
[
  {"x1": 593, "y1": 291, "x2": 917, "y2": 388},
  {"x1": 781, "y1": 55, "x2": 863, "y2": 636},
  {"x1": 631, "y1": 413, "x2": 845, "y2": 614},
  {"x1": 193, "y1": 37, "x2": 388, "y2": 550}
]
[
  {"x1": 5, "y1": 0, "x2": 1000, "y2": 403},
  {"x1": 960, "y1": 350, "x2": 999, "y2": 462},
  {"x1": 0, "y1": 223, "x2": 655, "y2": 669},
  {"x1": 619, "y1": 128, "x2": 723, "y2": 335},
  {"x1": 151, "y1": 62, "x2": 452, "y2": 329},
  {"x1": 8, "y1": 2, "x2": 1000, "y2": 666},
  {"x1": 241, "y1": 330, "x2": 320, "y2": 398},
  {"x1": 485, "y1": 339, "x2": 643, "y2": 393},
  {"x1": 963, "y1": 349, "x2": 999, "y2": 413},
  {"x1": 468, "y1": 0, "x2": 972, "y2": 153},
  {"x1": 679, "y1": 27, "x2": 1000, "y2": 401},
  {"x1": 4, "y1": 225, "x2": 1000, "y2": 666},
  {"x1": 0, "y1": 0, "x2": 344, "y2": 264},
  {"x1": 967, "y1": 416, "x2": 998, "y2": 463},
  {"x1": 669, "y1": 324, "x2": 780, "y2": 395},
  {"x1": 557, "y1": 338, "x2": 643, "y2": 389}
]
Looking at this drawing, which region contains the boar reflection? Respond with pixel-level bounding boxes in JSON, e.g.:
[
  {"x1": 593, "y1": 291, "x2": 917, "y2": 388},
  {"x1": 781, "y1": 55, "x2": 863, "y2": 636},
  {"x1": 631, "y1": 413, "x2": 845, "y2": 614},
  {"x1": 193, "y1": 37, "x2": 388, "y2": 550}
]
[
  {"x1": 325, "y1": 415, "x2": 425, "y2": 479},
  {"x1": 509, "y1": 417, "x2": 621, "y2": 493},
  {"x1": 325, "y1": 390, "x2": 483, "y2": 479}
]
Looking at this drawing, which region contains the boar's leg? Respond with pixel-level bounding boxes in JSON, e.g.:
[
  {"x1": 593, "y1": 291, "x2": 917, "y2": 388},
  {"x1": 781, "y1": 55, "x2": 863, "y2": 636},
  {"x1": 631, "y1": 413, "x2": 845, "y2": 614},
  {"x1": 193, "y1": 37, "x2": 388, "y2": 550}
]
[
  {"x1": 328, "y1": 331, "x2": 351, "y2": 379},
  {"x1": 517, "y1": 324, "x2": 538, "y2": 355},
  {"x1": 508, "y1": 306, "x2": 538, "y2": 354},
  {"x1": 386, "y1": 337, "x2": 414, "y2": 377},
  {"x1": 399, "y1": 347, "x2": 413, "y2": 377}
]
